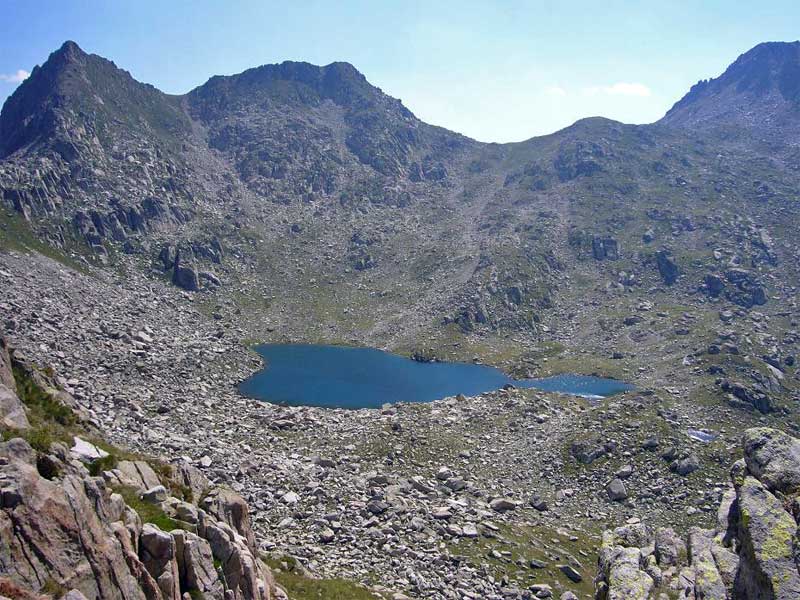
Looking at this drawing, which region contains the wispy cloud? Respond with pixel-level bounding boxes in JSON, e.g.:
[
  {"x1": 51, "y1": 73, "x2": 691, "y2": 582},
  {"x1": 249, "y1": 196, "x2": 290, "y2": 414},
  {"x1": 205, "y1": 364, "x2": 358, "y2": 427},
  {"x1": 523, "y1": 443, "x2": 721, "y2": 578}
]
[
  {"x1": 544, "y1": 85, "x2": 567, "y2": 97},
  {"x1": 582, "y1": 82, "x2": 652, "y2": 97},
  {"x1": 0, "y1": 69, "x2": 30, "y2": 84}
]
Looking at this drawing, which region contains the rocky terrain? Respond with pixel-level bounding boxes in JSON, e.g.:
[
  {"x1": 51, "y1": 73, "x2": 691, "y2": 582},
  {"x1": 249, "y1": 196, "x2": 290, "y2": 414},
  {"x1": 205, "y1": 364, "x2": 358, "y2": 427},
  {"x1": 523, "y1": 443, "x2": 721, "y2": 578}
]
[
  {"x1": 597, "y1": 427, "x2": 800, "y2": 600},
  {"x1": 1, "y1": 327, "x2": 279, "y2": 599},
  {"x1": 0, "y1": 38, "x2": 799, "y2": 599}
]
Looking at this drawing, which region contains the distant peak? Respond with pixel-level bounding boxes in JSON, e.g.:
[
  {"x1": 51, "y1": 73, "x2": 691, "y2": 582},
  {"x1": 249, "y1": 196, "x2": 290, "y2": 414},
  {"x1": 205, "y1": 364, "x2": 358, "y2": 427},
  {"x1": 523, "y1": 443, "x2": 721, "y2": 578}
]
[
  {"x1": 660, "y1": 40, "x2": 800, "y2": 130},
  {"x1": 741, "y1": 40, "x2": 800, "y2": 57},
  {"x1": 322, "y1": 61, "x2": 363, "y2": 76},
  {"x1": 190, "y1": 57, "x2": 379, "y2": 109},
  {"x1": 53, "y1": 40, "x2": 87, "y2": 62}
]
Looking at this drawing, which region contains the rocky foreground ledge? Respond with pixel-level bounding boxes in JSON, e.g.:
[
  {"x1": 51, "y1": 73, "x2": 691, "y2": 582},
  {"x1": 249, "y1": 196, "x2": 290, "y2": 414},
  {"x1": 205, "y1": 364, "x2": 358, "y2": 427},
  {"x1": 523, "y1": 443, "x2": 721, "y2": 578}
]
[
  {"x1": 596, "y1": 427, "x2": 800, "y2": 599},
  {"x1": 0, "y1": 335, "x2": 280, "y2": 600}
]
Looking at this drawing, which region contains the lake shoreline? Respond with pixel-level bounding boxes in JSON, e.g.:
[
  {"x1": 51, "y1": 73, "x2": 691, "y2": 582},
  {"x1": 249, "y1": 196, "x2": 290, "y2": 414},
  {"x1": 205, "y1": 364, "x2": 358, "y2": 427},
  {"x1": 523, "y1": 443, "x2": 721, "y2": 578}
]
[{"x1": 239, "y1": 343, "x2": 634, "y2": 409}]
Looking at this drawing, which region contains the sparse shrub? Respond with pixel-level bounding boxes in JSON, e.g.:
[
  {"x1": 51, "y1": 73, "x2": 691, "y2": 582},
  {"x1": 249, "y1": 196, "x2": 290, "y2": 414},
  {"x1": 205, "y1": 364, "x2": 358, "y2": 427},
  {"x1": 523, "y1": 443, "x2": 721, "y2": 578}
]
[{"x1": 88, "y1": 453, "x2": 119, "y2": 476}]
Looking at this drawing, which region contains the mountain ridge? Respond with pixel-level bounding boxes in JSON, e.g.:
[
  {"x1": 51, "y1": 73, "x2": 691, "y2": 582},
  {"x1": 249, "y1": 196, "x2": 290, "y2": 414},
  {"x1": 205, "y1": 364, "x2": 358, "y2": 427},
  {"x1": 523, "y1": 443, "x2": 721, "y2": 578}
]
[{"x1": 8, "y1": 38, "x2": 800, "y2": 152}]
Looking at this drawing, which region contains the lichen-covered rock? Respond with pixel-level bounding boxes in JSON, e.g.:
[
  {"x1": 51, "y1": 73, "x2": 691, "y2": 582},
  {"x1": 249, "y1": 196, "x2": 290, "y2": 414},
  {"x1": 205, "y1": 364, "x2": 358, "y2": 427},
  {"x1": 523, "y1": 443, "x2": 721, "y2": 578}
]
[
  {"x1": 734, "y1": 475, "x2": 800, "y2": 599},
  {"x1": 596, "y1": 427, "x2": 800, "y2": 600},
  {"x1": 742, "y1": 427, "x2": 800, "y2": 495},
  {"x1": 596, "y1": 541, "x2": 654, "y2": 600},
  {"x1": 688, "y1": 527, "x2": 727, "y2": 600},
  {"x1": 654, "y1": 527, "x2": 686, "y2": 567}
]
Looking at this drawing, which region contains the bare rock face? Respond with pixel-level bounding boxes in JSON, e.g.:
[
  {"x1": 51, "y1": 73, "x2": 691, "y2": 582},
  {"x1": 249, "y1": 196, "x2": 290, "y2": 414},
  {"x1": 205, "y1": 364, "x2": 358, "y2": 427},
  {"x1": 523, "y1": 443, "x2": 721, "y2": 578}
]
[
  {"x1": 0, "y1": 335, "x2": 276, "y2": 600},
  {"x1": 116, "y1": 460, "x2": 163, "y2": 491},
  {"x1": 0, "y1": 337, "x2": 28, "y2": 429},
  {"x1": 595, "y1": 426, "x2": 800, "y2": 599},
  {"x1": 200, "y1": 487, "x2": 257, "y2": 550},
  {"x1": 172, "y1": 250, "x2": 200, "y2": 291},
  {"x1": 173, "y1": 529, "x2": 225, "y2": 599},
  {"x1": 0, "y1": 439, "x2": 275, "y2": 600},
  {"x1": 0, "y1": 337, "x2": 14, "y2": 390},
  {"x1": 0, "y1": 382, "x2": 28, "y2": 430},
  {"x1": 0, "y1": 438, "x2": 154, "y2": 599},
  {"x1": 139, "y1": 523, "x2": 181, "y2": 600},
  {"x1": 170, "y1": 460, "x2": 212, "y2": 502},
  {"x1": 197, "y1": 508, "x2": 274, "y2": 600}
]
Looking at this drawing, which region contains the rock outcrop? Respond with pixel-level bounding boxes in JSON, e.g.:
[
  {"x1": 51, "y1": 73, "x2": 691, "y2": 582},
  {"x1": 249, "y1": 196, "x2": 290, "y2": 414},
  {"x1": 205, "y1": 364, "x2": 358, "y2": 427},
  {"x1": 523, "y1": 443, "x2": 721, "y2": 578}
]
[
  {"x1": 0, "y1": 434, "x2": 276, "y2": 600},
  {"x1": 655, "y1": 250, "x2": 679, "y2": 285},
  {"x1": 0, "y1": 336, "x2": 28, "y2": 429},
  {"x1": 0, "y1": 334, "x2": 276, "y2": 600},
  {"x1": 595, "y1": 427, "x2": 800, "y2": 599}
]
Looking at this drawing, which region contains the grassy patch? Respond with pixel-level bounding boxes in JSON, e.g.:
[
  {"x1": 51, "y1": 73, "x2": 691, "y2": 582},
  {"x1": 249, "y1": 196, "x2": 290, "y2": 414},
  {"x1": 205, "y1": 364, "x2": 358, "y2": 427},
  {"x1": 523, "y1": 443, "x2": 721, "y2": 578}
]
[
  {"x1": 88, "y1": 453, "x2": 120, "y2": 476},
  {"x1": 2, "y1": 362, "x2": 76, "y2": 452},
  {"x1": 114, "y1": 485, "x2": 184, "y2": 532},
  {"x1": 40, "y1": 578, "x2": 67, "y2": 598},
  {"x1": 447, "y1": 521, "x2": 601, "y2": 597},
  {"x1": 12, "y1": 363, "x2": 76, "y2": 428},
  {"x1": 263, "y1": 557, "x2": 379, "y2": 600},
  {"x1": 0, "y1": 207, "x2": 94, "y2": 274}
]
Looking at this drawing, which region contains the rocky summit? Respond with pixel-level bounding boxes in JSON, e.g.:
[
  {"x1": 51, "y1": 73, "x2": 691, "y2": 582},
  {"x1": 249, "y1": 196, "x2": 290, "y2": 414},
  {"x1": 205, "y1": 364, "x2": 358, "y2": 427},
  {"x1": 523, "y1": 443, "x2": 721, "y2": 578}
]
[{"x1": 0, "y1": 37, "x2": 800, "y2": 600}]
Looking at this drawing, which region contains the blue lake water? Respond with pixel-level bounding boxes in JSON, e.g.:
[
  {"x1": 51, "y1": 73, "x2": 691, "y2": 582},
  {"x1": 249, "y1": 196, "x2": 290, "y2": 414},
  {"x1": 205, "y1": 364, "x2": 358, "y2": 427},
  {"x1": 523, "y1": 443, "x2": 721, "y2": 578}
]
[{"x1": 239, "y1": 344, "x2": 634, "y2": 409}]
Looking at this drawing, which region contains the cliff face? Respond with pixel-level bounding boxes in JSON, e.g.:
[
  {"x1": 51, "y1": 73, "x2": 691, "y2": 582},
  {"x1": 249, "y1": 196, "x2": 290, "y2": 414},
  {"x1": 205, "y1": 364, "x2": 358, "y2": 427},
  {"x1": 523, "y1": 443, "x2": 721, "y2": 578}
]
[
  {"x1": 660, "y1": 41, "x2": 800, "y2": 134},
  {"x1": 0, "y1": 337, "x2": 277, "y2": 600},
  {"x1": 595, "y1": 426, "x2": 800, "y2": 599}
]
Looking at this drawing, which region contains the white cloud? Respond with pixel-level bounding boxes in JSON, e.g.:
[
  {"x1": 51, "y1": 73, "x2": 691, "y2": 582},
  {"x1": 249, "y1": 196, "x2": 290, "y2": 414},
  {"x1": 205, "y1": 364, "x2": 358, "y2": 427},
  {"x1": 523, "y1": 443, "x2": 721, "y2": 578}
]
[
  {"x1": 0, "y1": 69, "x2": 30, "y2": 84},
  {"x1": 544, "y1": 85, "x2": 567, "y2": 97},
  {"x1": 583, "y1": 82, "x2": 652, "y2": 97}
]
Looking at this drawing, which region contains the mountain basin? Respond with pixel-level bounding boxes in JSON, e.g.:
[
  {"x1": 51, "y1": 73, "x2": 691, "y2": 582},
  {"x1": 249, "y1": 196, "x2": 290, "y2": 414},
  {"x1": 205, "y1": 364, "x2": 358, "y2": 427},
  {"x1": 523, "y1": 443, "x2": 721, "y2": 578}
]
[{"x1": 239, "y1": 344, "x2": 634, "y2": 409}]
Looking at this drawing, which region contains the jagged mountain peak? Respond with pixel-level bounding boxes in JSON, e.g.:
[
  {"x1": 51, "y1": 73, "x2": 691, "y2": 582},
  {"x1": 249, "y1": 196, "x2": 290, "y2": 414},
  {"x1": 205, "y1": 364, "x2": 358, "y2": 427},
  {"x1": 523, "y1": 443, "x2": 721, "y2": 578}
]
[
  {"x1": 51, "y1": 39, "x2": 88, "y2": 62},
  {"x1": 660, "y1": 40, "x2": 800, "y2": 131},
  {"x1": 0, "y1": 40, "x2": 190, "y2": 159}
]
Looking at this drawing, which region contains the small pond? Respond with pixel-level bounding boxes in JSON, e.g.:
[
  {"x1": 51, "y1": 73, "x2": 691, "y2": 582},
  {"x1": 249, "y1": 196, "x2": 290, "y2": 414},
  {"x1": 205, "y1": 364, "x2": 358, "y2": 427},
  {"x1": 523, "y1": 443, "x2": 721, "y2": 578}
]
[{"x1": 239, "y1": 344, "x2": 634, "y2": 409}]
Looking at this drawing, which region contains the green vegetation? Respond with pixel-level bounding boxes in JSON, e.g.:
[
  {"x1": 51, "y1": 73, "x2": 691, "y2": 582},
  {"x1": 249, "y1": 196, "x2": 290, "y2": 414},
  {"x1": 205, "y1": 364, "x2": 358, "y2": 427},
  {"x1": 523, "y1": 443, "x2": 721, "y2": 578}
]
[
  {"x1": 40, "y1": 578, "x2": 67, "y2": 598},
  {"x1": 2, "y1": 362, "x2": 76, "y2": 452},
  {"x1": 448, "y1": 521, "x2": 601, "y2": 597},
  {"x1": 263, "y1": 556, "x2": 380, "y2": 600},
  {"x1": 0, "y1": 207, "x2": 94, "y2": 274},
  {"x1": 88, "y1": 453, "x2": 119, "y2": 476},
  {"x1": 12, "y1": 362, "x2": 76, "y2": 427},
  {"x1": 114, "y1": 485, "x2": 184, "y2": 532}
]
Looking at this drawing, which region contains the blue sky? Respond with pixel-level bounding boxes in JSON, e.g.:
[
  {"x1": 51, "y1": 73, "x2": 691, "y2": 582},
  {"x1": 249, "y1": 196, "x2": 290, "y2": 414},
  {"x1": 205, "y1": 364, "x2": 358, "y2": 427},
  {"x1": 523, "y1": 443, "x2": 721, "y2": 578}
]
[{"x1": 1, "y1": 1, "x2": 798, "y2": 142}]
